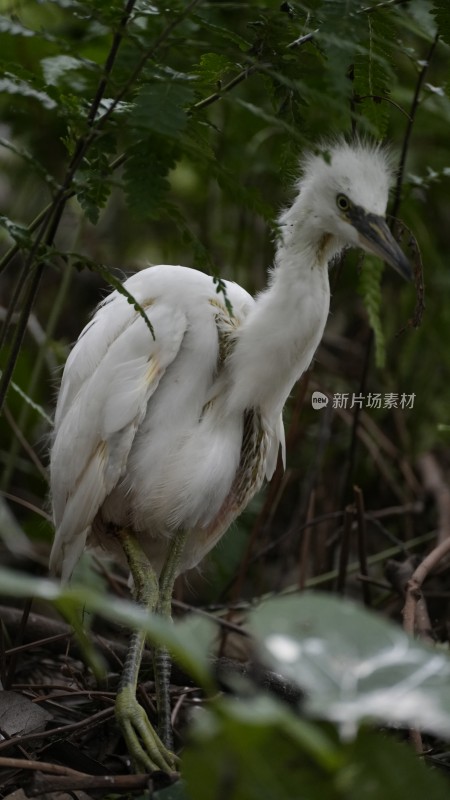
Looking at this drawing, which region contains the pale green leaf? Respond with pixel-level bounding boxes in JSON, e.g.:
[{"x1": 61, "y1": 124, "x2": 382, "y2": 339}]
[
  {"x1": 250, "y1": 593, "x2": 450, "y2": 739},
  {"x1": 0, "y1": 567, "x2": 216, "y2": 690},
  {"x1": 41, "y1": 55, "x2": 95, "y2": 87},
  {"x1": 0, "y1": 73, "x2": 56, "y2": 109}
]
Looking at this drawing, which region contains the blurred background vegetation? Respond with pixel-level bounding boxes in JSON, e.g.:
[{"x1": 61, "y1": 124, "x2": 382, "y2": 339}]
[{"x1": 1, "y1": 0, "x2": 450, "y2": 796}]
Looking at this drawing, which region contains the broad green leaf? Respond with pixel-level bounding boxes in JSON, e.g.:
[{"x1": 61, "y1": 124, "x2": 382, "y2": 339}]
[
  {"x1": 347, "y1": 729, "x2": 450, "y2": 800},
  {"x1": 250, "y1": 593, "x2": 450, "y2": 739},
  {"x1": 183, "y1": 695, "x2": 342, "y2": 800},
  {"x1": 183, "y1": 697, "x2": 450, "y2": 800},
  {"x1": 0, "y1": 567, "x2": 217, "y2": 690},
  {"x1": 153, "y1": 782, "x2": 190, "y2": 800},
  {"x1": 0, "y1": 15, "x2": 37, "y2": 37}
]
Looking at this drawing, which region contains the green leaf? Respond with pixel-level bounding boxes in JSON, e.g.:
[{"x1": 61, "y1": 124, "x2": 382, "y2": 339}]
[
  {"x1": 132, "y1": 81, "x2": 195, "y2": 137},
  {"x1": 0, "y1": 567, "x2": 216, "y2": 690},
  {"x1": 347, "y1": 729, "x2": 450, "y2": 800},
  {"x1": 68, "y1": 253, "x2": 155, "y2": 339},
  {"x1": 233, "y1": 97, "x2": 303, "y2": 139},
  {"x1": 0, "y1": 72, "x2": 57, "y2": 109},
  {"x1": 192, "y1": 16, "x2": 250, "y2": 51},
  {"x1": 183, "y1": 696, "x2": 450, "y2": 800},
  {"x1": 250, "y1": 593, "x2": 450, "y2": 740},
  {"x1": 153, "y1": 781, "x2": 190, "y2": 800},
  {"x1": 4, "y1": 374, "x2": 53, "y2": 426},
  {"x1": 0, "y1": 15, "x2": 37, "y2": 37},
  {"x1": 194, "y1": 53, "x2": 233, "y2": 86},
  {"x1": 76, "y1": 138, "x2": 116, "y2": 224},
  {"x1": 432, "y1": 0, "x2": 450, "y2": 45},
  {"x1": 183, "y1": 695, "x2": 342, "y2": 800},
  {"x1": 0, "y1": 215, "x2": 33, "y2": 248},
  {"x1": 123, "y1": 136, "x2": 177, "y2": 219},
  {"x1": 319, "y1": 1, "x2": 366, "y2": 98},
  {"x1": 353, "y1": 11, "x2": 395, "y2": 137},
  {"x1": 41, "y1": 54, "x2": 96, "y2": 88},
  {"x1": 358, "y1": 255, "x2": 386, "y2": 368}
]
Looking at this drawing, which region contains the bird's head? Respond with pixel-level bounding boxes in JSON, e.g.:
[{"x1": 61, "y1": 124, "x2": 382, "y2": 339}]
[{"x1": 283, "y1": 139, "x2": 412, "y2": 280}]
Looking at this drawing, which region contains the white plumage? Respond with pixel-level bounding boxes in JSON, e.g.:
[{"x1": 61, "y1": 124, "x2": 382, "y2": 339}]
[{"x1": 49, "y1": 139, "x2": 411, "y2": 772}]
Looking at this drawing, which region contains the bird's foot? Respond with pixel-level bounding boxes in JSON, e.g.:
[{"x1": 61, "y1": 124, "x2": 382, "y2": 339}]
[{"x1": 115, "y1": 686, "x2": 179, "y2": 774}]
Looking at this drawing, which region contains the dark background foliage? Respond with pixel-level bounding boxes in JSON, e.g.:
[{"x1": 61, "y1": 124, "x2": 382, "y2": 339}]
[{"x1": 1, "y1": 1, "x2": 450, "y2": 797}]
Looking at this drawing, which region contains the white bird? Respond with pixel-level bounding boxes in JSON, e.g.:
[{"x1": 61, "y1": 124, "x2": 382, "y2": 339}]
[{"x1": 49, "y1": 139, "x2": 411, "y2": 773}]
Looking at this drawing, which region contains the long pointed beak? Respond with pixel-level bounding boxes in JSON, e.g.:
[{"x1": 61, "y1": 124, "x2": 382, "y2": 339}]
[{"x1": 349, "y1": 207, "x2": 413, "y2": 281}]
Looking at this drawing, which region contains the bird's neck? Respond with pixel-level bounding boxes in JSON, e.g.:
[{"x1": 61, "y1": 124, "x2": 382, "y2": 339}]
[{"x1": 226, "y1": 221, "x2": 336, "y2": 422}]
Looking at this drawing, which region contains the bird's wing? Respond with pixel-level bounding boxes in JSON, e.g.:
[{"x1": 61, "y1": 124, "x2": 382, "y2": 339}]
[{"x1": 50, "y1": 296, "x2": 187, "y2": 580}]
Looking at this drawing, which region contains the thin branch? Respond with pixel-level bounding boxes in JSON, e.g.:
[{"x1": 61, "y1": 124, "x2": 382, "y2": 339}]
[
  {"x1": 0, "y1": 204, "x2": 52, "y2": 277},
  {"x1": 87, "y1": 0, "x2": 137, "y2": 127},
  {"x1": 0, "y1": 757, "x2": 156, "y2": 793},
  {"x1": 90, "y1": 0, "x2": 203, "y2": 131},
  {"x1": 193, "y1": 63, "x2": 260, "y2": 113},
  {"x1": 354, "y1": 93, "x2": 412, "y2": 121},
  {"x1": 403, "y1": 537, "x2": 450, "y2": 637},
  {"x1": 391, "y1": 32, "x2": 440, "y2": 220},
  {"x1": 0, "y1": 707, "x2": 115, "y2": 753},
  {"x1": 418, "y1": 453, "x2": 450, "y2": 545},
  {"x1": 0, "y1": 1, "x2": 140, "y2": 414},
  {"x1": 193, "y1": 28, "x2": 317, "y2": 114}
]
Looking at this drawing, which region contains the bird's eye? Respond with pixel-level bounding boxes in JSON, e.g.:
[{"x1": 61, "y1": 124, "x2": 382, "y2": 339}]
[{"x1": 336, "y1": 194, "x2": 350, "y2": 211}]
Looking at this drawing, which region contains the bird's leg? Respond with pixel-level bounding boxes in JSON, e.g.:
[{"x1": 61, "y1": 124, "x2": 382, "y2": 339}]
[
  {"x1": 153, "y1": 528, "x2": 190, "y2": 750},
  {"x1": 115, "y1": 528, "x2": 178, "y2": 774}
]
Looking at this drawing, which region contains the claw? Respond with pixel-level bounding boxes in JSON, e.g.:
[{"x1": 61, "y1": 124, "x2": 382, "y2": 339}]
[{"x1": 116, "y1": 686, "x2": 179, "y2": 774}]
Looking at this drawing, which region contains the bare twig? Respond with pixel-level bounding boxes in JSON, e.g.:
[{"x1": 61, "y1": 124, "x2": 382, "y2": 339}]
[
  {"x1": 403, "y1": 537, "x2": 450, "y2": 638},
  {"x1": 0, "y1": 707, "x2": 115, "y2": 753},
  {"x1": 0, "y1": 756, "x2": 157, "y2": 793},
  {"x1": 399, "y1": 534, "x2": 450, "y2": 756},
  {"x1": 418, "y1": 453, "x2": 450, "y2": 545},
  {"x1": 193, "y1": 29, "x2": 317, "y2": 114}
]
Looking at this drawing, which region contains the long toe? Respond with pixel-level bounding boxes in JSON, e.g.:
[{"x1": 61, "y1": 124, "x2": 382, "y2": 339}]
[{"x1": 116, "y1": 686, "x2": 179, "y2": 774}]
